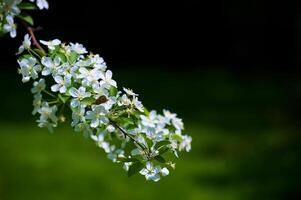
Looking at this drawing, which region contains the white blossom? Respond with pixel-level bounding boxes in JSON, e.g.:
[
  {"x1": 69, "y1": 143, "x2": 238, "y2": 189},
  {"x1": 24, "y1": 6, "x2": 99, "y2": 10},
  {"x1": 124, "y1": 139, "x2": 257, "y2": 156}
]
[
  {"x1": 85, "y1": 105, "x2": 109, "y2": 128},
  {"x1": 17, "y1": 34, "x2": 31, "y2": 54},
  {"x1": 77, "y1": 67, "x2": 102, "y2": 86},
  {"x1": 70, "y1": 42, "x2": 87, "y2": 54},
  {"x1": 29, "y1": 0, "x2": 49, "y2": 10},
  {"x1": 91, "y1": 134, "x2": 111, "y2": 153},
  {"x1": 31, "y1": 79, "x2": 46, "y2": 93},
  {"x1": 140, "y1": 162, "x2": 161, "y2": 182},
  {"x1": 123, "y1": 87, "x2": 138, "y2": 97},
  {"x1": 3, "y1": 15, "x2": 17, "y2": 38},
  {"x1": 18, "y1": 57, "x2": 41, "y2": 82},
  {"x1": 99, "y1": 70, "x2": 117, "y2": 88},
  {"x1": 40, "y1": 39, "x2": 61, "y2": 50},
  {"x1": 41, "y1": 56, "x2": 61, "y2": 76},
  {"x1": 179, "y1": 135, "x2": 192, "y2": 152},
  {"x1": 69, "y1": 86, "x2": 91, "y2": 107},
  {"x1": 51, "y1": 75, "x2": 71, "y2": 93}
]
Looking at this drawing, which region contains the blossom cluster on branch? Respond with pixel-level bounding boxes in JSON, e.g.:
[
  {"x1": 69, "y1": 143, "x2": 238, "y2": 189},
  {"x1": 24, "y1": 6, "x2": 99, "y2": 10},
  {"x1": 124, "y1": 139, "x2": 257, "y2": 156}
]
[
  {"x1": 1, "y1": 0, "x2": 192, "y2": 182},
  {"x1": 17, "y1": 35, "x2": 192, "y2": 181},
  {"x1": 0, "y1": 0, "x2": 48, "y2": 38}
]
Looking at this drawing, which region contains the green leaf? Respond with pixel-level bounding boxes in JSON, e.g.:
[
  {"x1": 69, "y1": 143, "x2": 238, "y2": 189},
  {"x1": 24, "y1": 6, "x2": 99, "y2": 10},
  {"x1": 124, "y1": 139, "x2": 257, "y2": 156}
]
[
  {"x1": 128, "y1": 162, "x2": 144, "y2": 177},
  {"x1": 17, "y1": 13, "x2": 34, "y2": 26},
  {"x1": 154, "y1": 155, "x2": 166, "y2": 163},
  {"x1": 109, "y1": 86, "x2": 118, "y2": 96},
  {"x1": 117, "y1": 157, "x2": 139, "y2": 163},
  {"x1": 141, "y1": 135, "x2": 153, "y2": 148},
  {"x1": 69, "y1": 51, "x2": 78, "y2": 64},
  {"x1": 82, "y1": 97, "x2": 96, "y2": 105},
  {"x1": 18, "y1": 2, "x2": 37, "y2": 10},
  {"x1": 33, "y1": 48, "x2": 45, "y2": 57},
  {"x1": 154, "y1": 140, "x2": 171, "y2": 149},
  {"x1": 55, "y1": 52, "x2": 67, "y2": 63},
  {"x1": 158, "y1": 147, "x2": 170, "y2": 155},
  {"x1": 144, "y1": 107, "x2": 150, "y2": 115},
  {"x1": 58, "y1": 94, "x2": 70, "y2": 104}
]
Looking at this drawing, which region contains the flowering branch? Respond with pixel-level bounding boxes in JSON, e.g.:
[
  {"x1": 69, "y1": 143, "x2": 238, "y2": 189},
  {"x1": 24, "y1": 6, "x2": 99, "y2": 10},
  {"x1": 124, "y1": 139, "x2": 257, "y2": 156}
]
[{"x1": 1, "y1": 0, "x2": 192, "y2": 182}]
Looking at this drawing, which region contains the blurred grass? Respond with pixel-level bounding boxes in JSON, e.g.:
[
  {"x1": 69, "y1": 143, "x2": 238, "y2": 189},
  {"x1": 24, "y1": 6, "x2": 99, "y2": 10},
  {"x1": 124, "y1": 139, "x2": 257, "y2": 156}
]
[{"x1": 0, "y1": 68, "x2": 300, "y2": 200}]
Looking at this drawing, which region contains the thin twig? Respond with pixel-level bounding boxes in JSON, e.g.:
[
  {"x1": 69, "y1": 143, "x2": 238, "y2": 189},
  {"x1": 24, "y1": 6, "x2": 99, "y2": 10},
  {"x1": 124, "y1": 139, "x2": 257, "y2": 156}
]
[
  {"x1": 26, "y1": 26, "x2": 45, "y2": 54},
  {"x1": 109, "y1": 120, "x2": 147, "y2": 151}
]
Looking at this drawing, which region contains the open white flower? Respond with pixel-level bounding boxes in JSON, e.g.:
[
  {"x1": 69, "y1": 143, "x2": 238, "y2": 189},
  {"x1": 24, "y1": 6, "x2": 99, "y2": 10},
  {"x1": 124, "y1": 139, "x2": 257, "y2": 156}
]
[
  {"x1": 99, "y1": 70, "x2": 117, "y2": 88},
  {"x1": 69, "y1": 86, "x2": 91, "y2": 107},
  {"x1": 118, "y1": 94, "x2": 131, "y2": 106},
  {"x1": 18, "y1": 57, "x2": 41, "y2": 82},
  {"x1": 85, "y1": 105, "x2": 109, "y2": 128},
  {"x1": 132, "y1": 96, "x2": 144, "y2": 112},
  {"x1": 123, "y1": 88, "x2": 138, "y2": 96},
  {"x1": 140, "y1": 110, "x2": 157, "y2": 128},
  {"x1": 3, "y1": 15, "x2": 17, "y2": 38},
  {"x1": 172, "y1": 117, "x2": 184, "y2": 130},
  {"x1": 91, "y1": 134, "x2": 111, "y2": 153},
  {"x1": 51, "y1": 75, "x2": 71, "y2": 93},
  {"x1": 70, "y1": 42, "x2": 87, "y2": 54},
  {"x1": 37, "y1": 103, "x2": 58, "y2": 132},
  {"x1": 40, "y1": 39, "x2": 61, "y2": 50},
  {"x1": 41, "y1": 56, "x2": 61, "y2": 76},
  {"x1": 90, "y1": 54, "x2": 107, "y2": 71},
  {"x1": 31, "y1": 79, "x2": 46, "y2": 93},
  {"x1": 179, "y1": 135, "x2": 192, "y2": 152},
  {"x1": 77, "y1": 67, "x2": 102, "y2": 86},
  {"x1": 140, "y1": 162, "x2": 161, "y2": 182},
  {"x1": 17, "y1": 34, "x2": 31, "y2": 54},
  {"x1": 29, "y1": 0, "x2": 49, "y2": 10}
]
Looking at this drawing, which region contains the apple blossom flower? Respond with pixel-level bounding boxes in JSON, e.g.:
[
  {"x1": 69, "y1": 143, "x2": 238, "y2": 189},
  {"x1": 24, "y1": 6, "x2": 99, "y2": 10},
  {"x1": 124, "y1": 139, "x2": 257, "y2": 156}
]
[
  {"x1": 3, "y1": 15, "x2": 17, "y2": 38},
  {"x1": 18, "y1": 57, "x2": 41, "y2": 82},
  {"x1": 85, "y1": 105, "x2": 109, "y2": 128},
  {"x1": 140, "y1": 162, "x2": 161, "y2": 182},
  {"x1": 40, "y1": 39, "x2": 61, "y2": 50},
  {"x1": 99, "y1": 70, "x2": 117, "y2": 88},
  {"x1": 69, "y1": 86, "x2": 91, "y2": 107},
  {"x1": 41, "y1": 56, "x2": 61, "y2": 76},
  {"x1": 51, "y1": 75, "x2": 71, "y2": 93},
  {"x1": 17, "y1": 34, "x2": 31, "y2": 54}
]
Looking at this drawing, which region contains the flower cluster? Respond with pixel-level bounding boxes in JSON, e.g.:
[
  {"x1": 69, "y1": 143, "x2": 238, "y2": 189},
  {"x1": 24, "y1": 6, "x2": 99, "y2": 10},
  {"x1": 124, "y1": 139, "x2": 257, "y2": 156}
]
[
  {"x1": 16, "y1": 35, "x2": 192, "y2": 181},
  {"x1": 0, "y1": 0, "x2": 48, "y2": 38}
]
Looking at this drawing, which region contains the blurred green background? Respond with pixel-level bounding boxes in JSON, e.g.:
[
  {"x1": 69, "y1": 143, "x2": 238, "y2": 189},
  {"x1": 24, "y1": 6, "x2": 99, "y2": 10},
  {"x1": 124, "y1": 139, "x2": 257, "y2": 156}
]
[{"x1": 0, "y1": 68, "x2": 300, "y2": 200}]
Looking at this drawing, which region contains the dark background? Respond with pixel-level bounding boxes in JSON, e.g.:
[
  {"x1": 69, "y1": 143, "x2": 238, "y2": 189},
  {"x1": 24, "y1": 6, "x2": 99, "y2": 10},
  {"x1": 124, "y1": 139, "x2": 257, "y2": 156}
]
[
  {"x1": 0, "y1": 0, "x2": 299, "y2": 71},
  {"x1": 1, "y1": 1, "x2": 301, "y2": 200}
]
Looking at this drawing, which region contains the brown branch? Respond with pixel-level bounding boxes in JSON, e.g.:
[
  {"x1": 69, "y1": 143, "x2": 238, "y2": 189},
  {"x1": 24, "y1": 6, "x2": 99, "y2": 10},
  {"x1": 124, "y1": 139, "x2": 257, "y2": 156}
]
[{"x1": 26, "y1": 26, "x2": 46, "y2": 54}]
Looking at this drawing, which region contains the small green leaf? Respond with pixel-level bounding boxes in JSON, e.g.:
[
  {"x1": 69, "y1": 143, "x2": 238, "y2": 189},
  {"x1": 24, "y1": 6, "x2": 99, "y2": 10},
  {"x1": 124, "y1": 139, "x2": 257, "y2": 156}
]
[
  {"x1": 69, "y1": 51, "x2": 78, "y2": 64},
  {"x1": 33, "y1": 48, "x2": 45, "y2": 57},
  {"x1": 58, "y1": 94, "x2": 70, "y2": 104},
  {"x1": 144, "y1": 107, "x2": 150, "y2": 115},
  {"x1": 154, "y1": 140, "x2": 171, "y2": 149},
  {"x1": 128, "y1": 162, "x2": 144, "y2": 177},
  {"x1": 109, "y1": 86, "x2": 118, "y2": 96},
  {"x1": 154, "y1": 155, "x2": 166, "y2": 163},
  {"x1": 55, "y1": 52, "x2": 67, "y2": 63},
  {"x1": 158, "y1": 147, "x2": 170, "y2": 155},
  {"x1": 117, "y1": 157, "x2": 139, "y2": 163},
  {"x1": 82, "y1": 97, "x2": 96, "y2": 105},
  {"x1": 17, "y1": 13, "x2": 34, "y2": 26},
  {"x1": 18, "y1": 2, "x2": 37, "y2": 10}
]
